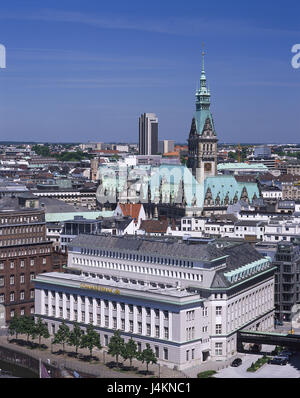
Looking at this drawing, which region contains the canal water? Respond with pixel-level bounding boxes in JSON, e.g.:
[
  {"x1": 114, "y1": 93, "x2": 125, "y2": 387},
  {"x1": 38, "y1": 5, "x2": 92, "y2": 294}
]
[{"x1": 0, "y1": 359, "x2": 38, "y2": 378}]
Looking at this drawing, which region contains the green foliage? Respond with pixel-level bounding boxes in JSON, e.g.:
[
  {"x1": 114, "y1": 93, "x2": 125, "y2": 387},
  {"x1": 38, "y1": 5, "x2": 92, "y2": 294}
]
[
  {"x1": 139, "y1": 343, "x2": 157, "y2": 372},
  {"x1": 32, "y1": 145, "x2": 51, "y2": 157},
  {"x1": 107, "y1": 330, "x2": 125, "y2": 367},
  {"x1": 121, "y1": 338, "x2": 138, "y2": 368},
  {"x1": 228, "y1": 151, "x2": 238, "y2": 161},
  {"x1": 53, "y1": 321, "x2": 70, "y2": 353},
  {"x1": 19, "y1": 316, "x2": 36, "y2": 343},
  {"x1": 246, "y1": 356, "x2": 270, "y2": 372},
  {"x1": 34, "y1": 316, "x2": 50, "y2": 347},
  {"x1": 80, "y1": 323, "x2": 102, "y2": 358},
  {"x1": 68, "y1": 322, "x2": 84, "y2": 355},
  {"x1": 197, "y1": 370, "x2": 217, "y2": 378},
  {"x1": 8, "y1": 316, "x2": 23, "y2": 339},
  {"x1": 55, "y1": 150, "x2": 93, "y2": 162}
]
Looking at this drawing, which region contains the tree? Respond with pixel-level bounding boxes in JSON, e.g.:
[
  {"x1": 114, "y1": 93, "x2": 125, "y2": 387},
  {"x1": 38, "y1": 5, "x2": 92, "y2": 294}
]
[
  {"x1": 107, "y1": 330, "x2": 125, "y2": 368},
  {"x1": 121, "y1": 338, "x2": 138, "y2": 368},
  {"x1": 20, "y1": 316, "x2": 36, "y2": 343},
  {"x1": 68, "y1": 322, "x2": 84, "y2": 356},
  {"x1": 140, "y1": 343, "x2": 157, "y2": 373},
  {"x1": 53, "y1": 321, "x2": 70, "y2": 354},
  {"x1": 34, "y1": 316, "x2": 50, "y2": 348},
  {"x1": 80, "y1": 323, "x2": 102, "y2": 359},
  {"x1": 8, "y1": 316, "x2": 22, "y2": 340}
]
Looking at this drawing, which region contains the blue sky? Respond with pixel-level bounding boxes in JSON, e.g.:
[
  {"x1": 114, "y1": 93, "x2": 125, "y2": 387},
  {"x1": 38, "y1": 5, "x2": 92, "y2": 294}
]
[{"x1": 0, "y1": 0, "x2": 299, "y2": 144}]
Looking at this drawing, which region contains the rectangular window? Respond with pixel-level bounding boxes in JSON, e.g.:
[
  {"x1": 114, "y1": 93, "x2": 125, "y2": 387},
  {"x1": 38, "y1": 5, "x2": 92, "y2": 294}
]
[
  {"x1": 186, "y1": 350, "x2": 189, "y2": 361},
  {"x1": 216, "y1": 324, "x2": 222, "y2": 335},
  {"x1": 155, "y1": 325, "x2": 159, "y2": 338},
  {"x1": 129, "y1": 320, "x2": 133, "y2": 332},
  {"x1": 163, "y1": 348, "x2": 168, "y2": 360},
  {"x1": 164, "y1": 327, "x2": 169, "y2": 339},
  {"x1": 138, "y1": 322, "x2": 142, "y2": 334},
  {"x1": 216, "y1": 306, "x2": 222, "y2": 316},
  {"x1": 146, "y1": 324, "x2": 151, "y2": 336},
  {"x1": 215, "y1": 343, "x2": 223, "y2": 356}
]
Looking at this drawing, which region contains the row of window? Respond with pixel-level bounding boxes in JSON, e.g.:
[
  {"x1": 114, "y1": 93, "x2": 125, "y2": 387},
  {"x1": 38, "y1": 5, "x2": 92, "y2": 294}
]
[
  {"x1": 0, "y1": 273, "x2": 36, "y2": 286},
  {"x1": 0, "y1": 258, "x2": 47, "y2": 270},
  {"x1": 0, "y1": 247, "x2": 51, "y2": 258},
  {"x1": 0, "y1": 225, "x2": 44, "y2": 235},
  {"x1": 79, "y1": 249, "x2": 195, "y2": 268},
  {"x1": 0, "y1": 215, "x2": 41, "y2": 224},
  {"x1": 0, "y1": 290, "x2": 35, "y2": 303},
  {"x1": 45, "y1": 305, "x2": 170, "y2": 339},
  {"x1": 74, "y1": 258, "x2": 204, "y2": 282},
  {"x1": 44, "y1": 291, "x2": 169, "y2": 319},
  {"x1": 0, "y1": 237, "x2": 45, "y2": 246}
]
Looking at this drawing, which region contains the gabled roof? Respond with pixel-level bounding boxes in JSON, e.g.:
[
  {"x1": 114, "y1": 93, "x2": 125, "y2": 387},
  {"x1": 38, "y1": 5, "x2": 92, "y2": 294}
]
[
  {"x1": 119, "y1": 203, "x2": 142, "y2": 220},
  {"x1": 140, "y1": 219, "x2": 170, "y2": 234}
]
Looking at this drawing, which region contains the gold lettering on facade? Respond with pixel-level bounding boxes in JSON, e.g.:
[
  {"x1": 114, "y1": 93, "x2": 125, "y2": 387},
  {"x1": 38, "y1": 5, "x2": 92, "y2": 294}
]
[{"x1": 80, "y1": 283, "x2": 120, "y2": 295}]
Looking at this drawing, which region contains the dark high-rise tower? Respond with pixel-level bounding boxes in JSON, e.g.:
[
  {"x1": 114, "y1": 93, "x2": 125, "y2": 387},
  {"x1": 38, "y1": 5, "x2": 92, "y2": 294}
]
[
  {"x1": 139, "y1": 113, "x2": 158, "y2": 155},
  {"x1": 187, "y1": 51, "x2": 218, "y2": 184}
]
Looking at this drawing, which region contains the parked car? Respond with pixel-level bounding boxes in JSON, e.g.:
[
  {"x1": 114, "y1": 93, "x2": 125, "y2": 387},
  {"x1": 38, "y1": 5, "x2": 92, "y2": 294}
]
[
  {"x1": 231, "y1": 358, "x2": 242, "y2": 367},
  {"x1": 278, "y1": 350, "x2": 293, "y2": 359},
  {"x1": 268, "y1": 356, "x2": 288, "y2": 365}
]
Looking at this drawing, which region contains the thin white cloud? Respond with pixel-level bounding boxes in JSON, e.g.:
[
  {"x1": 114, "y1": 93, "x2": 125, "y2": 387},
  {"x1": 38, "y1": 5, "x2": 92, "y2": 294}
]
[{"x1": 1, "y1": 9, "x2": 299, "y2": 38}]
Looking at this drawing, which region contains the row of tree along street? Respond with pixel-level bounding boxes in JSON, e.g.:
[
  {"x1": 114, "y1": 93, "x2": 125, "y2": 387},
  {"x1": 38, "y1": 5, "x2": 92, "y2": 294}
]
[{"x1": 8, "y1": 316, "x2": 157, "y2": 373}]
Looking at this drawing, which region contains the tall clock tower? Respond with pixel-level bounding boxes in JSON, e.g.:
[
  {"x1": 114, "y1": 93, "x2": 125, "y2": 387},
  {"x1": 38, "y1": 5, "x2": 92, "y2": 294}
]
[{"x1": 187, "y1": 51, "x2": 218, "y2": 184}]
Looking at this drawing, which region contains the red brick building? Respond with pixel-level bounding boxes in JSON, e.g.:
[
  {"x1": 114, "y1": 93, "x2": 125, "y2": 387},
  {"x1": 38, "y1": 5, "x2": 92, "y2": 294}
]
[{"x1": 0, "y1": 193, "x2": 65, "y2": 326}]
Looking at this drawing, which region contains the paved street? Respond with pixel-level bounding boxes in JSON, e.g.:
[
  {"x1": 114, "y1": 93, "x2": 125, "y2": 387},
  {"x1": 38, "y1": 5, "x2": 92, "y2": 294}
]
[{"x1": 0, "y1": 335, "x2": 185, "y2": 378}]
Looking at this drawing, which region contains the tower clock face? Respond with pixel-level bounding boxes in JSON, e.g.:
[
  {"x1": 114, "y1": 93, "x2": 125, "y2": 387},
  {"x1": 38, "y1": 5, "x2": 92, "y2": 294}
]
[{"x1": 204, "y1": 163, "x2": 212, "y2": 172}]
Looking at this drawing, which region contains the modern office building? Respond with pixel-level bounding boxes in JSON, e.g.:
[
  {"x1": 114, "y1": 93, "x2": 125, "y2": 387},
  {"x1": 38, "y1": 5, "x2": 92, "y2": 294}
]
[
  {"x1": 254, "y1": 145, "x2": 272, "y2": 159},
  {"x1": 274, "y1": 240, "x2": 300, "y2": 322},
  {"x1": 60, "y1": 216, "x2": 102, "y2": 253},
  {"x1": 139, "y1": 113, "x2": 158, "y2": 155},
  {"x1": 158, "y1": 140, "x2": 175, "y2": 154},
  {"x1": 34, "y1": 235, "x2": 275, "y2": 370}
]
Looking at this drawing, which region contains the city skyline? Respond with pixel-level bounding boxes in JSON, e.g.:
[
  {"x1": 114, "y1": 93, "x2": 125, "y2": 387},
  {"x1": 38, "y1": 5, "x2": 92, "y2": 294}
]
[{"x1": 0, "y1": 0, "x2": 299, "y2": 144}]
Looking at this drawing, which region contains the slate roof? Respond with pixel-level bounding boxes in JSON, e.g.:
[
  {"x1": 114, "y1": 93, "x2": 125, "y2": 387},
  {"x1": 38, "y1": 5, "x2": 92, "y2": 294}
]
[
  {"x1": 210, "y1": 242, "x2": 266, "y2": 288},
  {"x1": 69, "y1": 234, "x2": 225, "y2": 262}
]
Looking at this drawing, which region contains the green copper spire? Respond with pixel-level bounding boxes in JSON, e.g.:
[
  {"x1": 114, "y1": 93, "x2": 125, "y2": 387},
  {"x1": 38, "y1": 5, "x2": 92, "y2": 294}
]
[
  {"x1": 194, "y1": 49, "x2": 216, "y2": 136},
  {"x1": 200, "y1": 47, "x2": 206, "y2": 81}
]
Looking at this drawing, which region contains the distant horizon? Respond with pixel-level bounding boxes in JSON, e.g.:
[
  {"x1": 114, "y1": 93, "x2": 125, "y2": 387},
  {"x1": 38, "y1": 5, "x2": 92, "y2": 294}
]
[{"x1": 1, "y1": 140, "x2": 300, "y2": 146}]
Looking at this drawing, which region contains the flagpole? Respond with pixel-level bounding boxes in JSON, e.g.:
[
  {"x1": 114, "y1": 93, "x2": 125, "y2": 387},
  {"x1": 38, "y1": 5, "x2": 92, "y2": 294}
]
[{"x1": 39, "y1": 358, "x2": 41, "y2": 378}]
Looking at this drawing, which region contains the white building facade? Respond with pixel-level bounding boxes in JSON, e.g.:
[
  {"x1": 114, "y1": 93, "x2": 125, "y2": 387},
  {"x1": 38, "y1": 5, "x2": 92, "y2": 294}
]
[{"x1": 34, "y1": 235, "x2": 275, "y2": 370}]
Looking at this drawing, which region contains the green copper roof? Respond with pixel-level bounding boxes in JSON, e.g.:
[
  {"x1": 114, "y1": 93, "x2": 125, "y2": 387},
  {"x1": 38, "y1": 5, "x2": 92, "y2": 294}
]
[
  {"x1": 45, "y1": 211, "x2": 113, "y2": 223},
  {"x1": 218, "y1": 163, "x2": 268, "y2": 170},
  {"x1": 204, "y1": 175, "x2": 260, "y2": 203}
]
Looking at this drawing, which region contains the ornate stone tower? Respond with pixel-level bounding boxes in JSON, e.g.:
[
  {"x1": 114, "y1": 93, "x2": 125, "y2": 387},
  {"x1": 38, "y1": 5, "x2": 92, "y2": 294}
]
[{"x1": 187, "y1": 50, "x2": 218, "y2": 184}]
